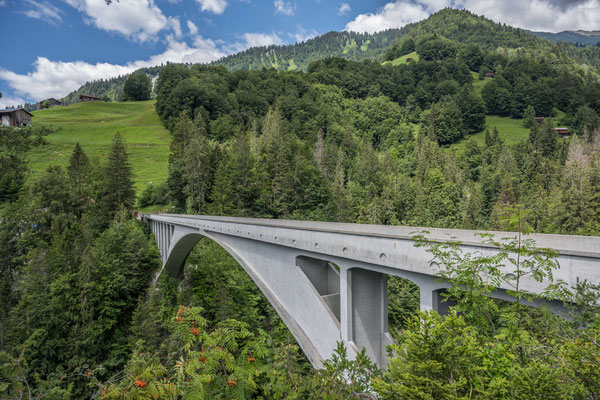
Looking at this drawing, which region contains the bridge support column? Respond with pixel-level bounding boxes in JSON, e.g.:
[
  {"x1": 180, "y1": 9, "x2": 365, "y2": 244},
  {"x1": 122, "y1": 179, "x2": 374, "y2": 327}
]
[
  {"x1": 417, "y1": 280, "x2": 453, "y2": 315},
  {"x1": 346, "y1": 268, "x2": 393, "y2": 368}
]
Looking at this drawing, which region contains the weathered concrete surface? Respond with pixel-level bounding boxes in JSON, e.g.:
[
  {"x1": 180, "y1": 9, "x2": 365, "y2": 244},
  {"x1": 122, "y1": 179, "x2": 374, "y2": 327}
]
[{"x1": 144, "y1": 213, "x2": 600, "y2": 368}]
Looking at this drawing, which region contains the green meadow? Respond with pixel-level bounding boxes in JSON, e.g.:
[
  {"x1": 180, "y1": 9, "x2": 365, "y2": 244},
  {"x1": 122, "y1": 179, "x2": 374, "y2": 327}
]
[
  {"x1": 29, "y1": 100, "x2": 171, "y2": 193},
  {"x1": 383, "y1": 51, "x2": 420, "y2": 66},
  {"x1": 471, "y1": 72, "x2": 487, "y2": 97},
  {"x1": 451, "y1": 115, "x2": 531, "y2": 151}
]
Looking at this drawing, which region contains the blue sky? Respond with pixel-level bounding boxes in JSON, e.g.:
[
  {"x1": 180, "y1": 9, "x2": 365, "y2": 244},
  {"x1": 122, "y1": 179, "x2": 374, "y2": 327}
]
[{"x1": 1, "y1": 0, "x2": 599, "y2": 107}]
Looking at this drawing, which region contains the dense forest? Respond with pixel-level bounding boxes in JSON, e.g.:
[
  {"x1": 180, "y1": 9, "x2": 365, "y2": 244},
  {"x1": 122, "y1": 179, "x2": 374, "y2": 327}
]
[{"x1": 2, "y1": 8, "x2": 600, "y2": 400}]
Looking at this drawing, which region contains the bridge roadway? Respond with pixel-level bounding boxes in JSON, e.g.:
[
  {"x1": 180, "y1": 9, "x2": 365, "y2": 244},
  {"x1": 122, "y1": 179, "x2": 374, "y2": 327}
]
[{"x1": 143, "y1": 213, "x2": 600, "y2": 368}]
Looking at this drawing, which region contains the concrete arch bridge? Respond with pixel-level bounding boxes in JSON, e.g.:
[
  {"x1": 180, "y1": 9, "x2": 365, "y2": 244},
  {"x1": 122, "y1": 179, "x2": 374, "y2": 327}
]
[{"x1": 143, "y1": 213, "x2": 600, "y2": 368}]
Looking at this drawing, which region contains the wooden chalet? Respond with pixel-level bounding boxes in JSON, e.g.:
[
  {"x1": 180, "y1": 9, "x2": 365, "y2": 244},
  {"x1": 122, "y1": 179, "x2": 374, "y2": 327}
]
[
  {"x1": 484, "y1": 72, "x2": 495, "y2": 79},
  {"x1": 80, "y1": 94, "x2": 100, "y2": 102},
  {"x1": 39, "y1": 98, "x2": 62, "y2": 108},
  {"x1": 555, "y1": 127, "x2": 570, "y2": 138},
  {"x1": 535, "y1": 116, "x2": 545, "y2": 123},
  {"x1": 0, "y1": 108, "x2": 33, "y2": 127}
]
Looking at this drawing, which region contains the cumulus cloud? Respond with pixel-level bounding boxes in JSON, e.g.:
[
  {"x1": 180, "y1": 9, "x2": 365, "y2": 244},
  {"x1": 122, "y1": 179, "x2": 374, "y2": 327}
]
[
  {"x1": 187, "y1": 20, "x2": 199, "y2": 35},
  {"x1": 168, "y1": 17, "x2": 182, "y2": 38},
  {"x1": 23, "y1": 0, "x2": 63, "y2": 25},
  {"x1": 221, "y1": 32, "x2": 284, "y2": 53},
  {"x1": 195, "y1": 0, "x2": 228, "y2": 14},
  {"x1": 293, "y1": 26, "x2": 318, "y2": 42},
  {"x1": 338, "y1": 3, "x2": 351, "y2": 15},
  {"x1": 455, "y1": 0, "x2": 600, "y2": 32},
  {"x1": 345, "y1": 2, "x2": 430, "y2": 33},
  {"x1": 274, "y1": 0, "x2": 295, "y2": 15},
  {"x1": 0, "y1": 36, "x2": 227, "y2": 101},
  {"x1": 345, "y1": 0, "x2": 600, "y2": 33},
  {"x1": 0, "y1": 95, "x2": 27, "y2": 110},
  {"x1": 64, "y1": 0, "x2": 170, "y2": 42},
  {"x1": 241, "y1": 32, "x2": 283, "y2": 48}
]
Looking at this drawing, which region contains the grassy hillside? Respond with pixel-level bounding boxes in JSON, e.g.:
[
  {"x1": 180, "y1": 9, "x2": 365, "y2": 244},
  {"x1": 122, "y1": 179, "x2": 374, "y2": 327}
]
[
  {"x1": 451, "y1": 116, "x2": 530, "y2": 151},
  {"x1": 383, "y1": 51, "x2": 419, "y2": 66},
  {"x1": 29, "y1": 100, "x2": 170, "y2": 193}
]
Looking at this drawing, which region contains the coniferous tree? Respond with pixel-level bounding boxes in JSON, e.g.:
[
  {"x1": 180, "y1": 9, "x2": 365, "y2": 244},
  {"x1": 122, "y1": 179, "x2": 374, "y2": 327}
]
[
  {"x1": 208, "y1": 155, "x2": 234, "y2": 216},
  {"x1": 103, "y1": 133, "x2": 135, "y2": 215},
  {"x1": 228, "y1": 132, "x2": 256, "y2": 215},
  {"x1": 522, "y1": 105, "x2": 536, "y2": 128},
  {"x1": 332, "y1": 156, "x2": 353, "y2": 222},
  {"x1": 183, "y1": 120, "x2": 212, "y2": 213},
  {"x1": 68, "y1": 143, "x2": 90, "y2": 215},
  {"x1": 537, "y1": 119, "x2": 558, "y2": 157}
]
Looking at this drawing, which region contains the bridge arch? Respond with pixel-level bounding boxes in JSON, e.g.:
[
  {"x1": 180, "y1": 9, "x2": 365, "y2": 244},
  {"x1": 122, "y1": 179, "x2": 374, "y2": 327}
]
[
  {"x1": 155, "y1": 225, "x2": 342, "y2": 368},
  {"x1": 145, "y1": 214, "x2": 600, "y2": 369}
]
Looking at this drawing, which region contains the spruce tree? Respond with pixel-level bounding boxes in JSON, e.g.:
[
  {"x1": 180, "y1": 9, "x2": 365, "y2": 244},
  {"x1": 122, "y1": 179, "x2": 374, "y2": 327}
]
[
  {"x1": 167, "y1": 113, "x2": 196, "y2": 208},
  {"x1": 183, "y1": 121, "x2": 212, "y2": 213},
  {"x1": 208, "y1": 155, "x2": 234, "y2": 216},
  {"x1": 229, "y1": 132, "x2": 256, "y2": 215},
  {"x1": 67, "y1": 143, "x2": 90, "y2": 214},
  {"x1": 522, "y1": 105, "x2": 536, "y2": 128},
  {"x1": 538, "y1": 119, "x2": 558, "y2": 157},
  {"x1": 103, "y1": 133, "x2": 135, "y2": 214}
]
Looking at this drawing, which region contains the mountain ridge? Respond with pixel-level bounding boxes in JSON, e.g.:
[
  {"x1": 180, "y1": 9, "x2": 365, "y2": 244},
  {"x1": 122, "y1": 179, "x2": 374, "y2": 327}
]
[
  {"x1": 531, "y1": 29, "x2": 600, "y2": 45},
  {"x1": 49, "y1": 8, "x2": 598, "y2": 108}
]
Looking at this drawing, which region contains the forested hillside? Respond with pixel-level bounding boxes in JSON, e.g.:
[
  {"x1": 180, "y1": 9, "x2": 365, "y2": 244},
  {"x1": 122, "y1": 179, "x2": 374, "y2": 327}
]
[
  {"x1": 57, "y1": 65, "x2": 163, "y2": 107},
  {"x1": 55, "y1": 8, "x2": 600, "y2": 106},
  {"x1": 2, "y1": 8, "x2": 600, "y2": 399},
  {"x1": 532, "y1": 29, "x2": 600, "y2": 46}
]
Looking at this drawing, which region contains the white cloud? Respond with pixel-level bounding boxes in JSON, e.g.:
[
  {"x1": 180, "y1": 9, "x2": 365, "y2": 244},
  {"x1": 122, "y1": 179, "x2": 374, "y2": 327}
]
[
  {"x1": 0, "y1": 37, "x2": 227, "y2": 101},
  {"x1": 338, "y1": 2, "x2": 351, "y2": 15},
  {"x1": 187, "y1": 20, "x2": 199, "y2": 35},
  {"x1": 454, "y1": 0, "x2": 600, "y2": 32},
  {"x1": 242, "y1": 32, "x2": 283, "y2": 47},
  {"x1": 345, "y1": 2, "x2": 430, "y2": 33},
  {"x1": 274, "y1": 0, "x2": 295, "y2": 15},
  {"x1": 65, "y1": 0, "x2": 169, "y2": 42},
  {"x1": 293, "y1": 26, "x2": 318, "y2": 42},
  {"x1": 0, "y1": 95, "x2": 26, "y2": 109},
  {"x1": 23, "y1": 0, "x2": 63, "y2": 25},
  {"x1": 168, "y1": 17, "x2": 182, "y2": 38},
  {"x1": 222, "y1": 32, "x2": 284, "y2": 53},
  {"x1": 0, "y1": 0, "x2": 7, "y2": 6},
  {"x1": 195, "y1": 0, "x2": 228, "y2": 14},
  {"x1": 345, "y1": 0, "x2": 600, "y2": 33}
]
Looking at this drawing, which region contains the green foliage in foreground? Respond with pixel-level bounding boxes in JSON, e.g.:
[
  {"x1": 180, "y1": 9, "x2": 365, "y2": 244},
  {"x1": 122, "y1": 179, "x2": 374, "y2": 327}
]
[{"x1": 29, "y1": 100, "x2": 170, "y2": 192}]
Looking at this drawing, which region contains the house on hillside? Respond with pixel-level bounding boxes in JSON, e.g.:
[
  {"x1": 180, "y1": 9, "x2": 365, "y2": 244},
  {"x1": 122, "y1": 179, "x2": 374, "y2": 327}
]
[
  {"x1": 484, "y1": 72, "x2": 495, "y2": 79},
  {"x1": 80, "y1": 94, "x2": 100, "y2": 102},
  {"x1": 555, "y1": 127, "x2": 570, "y2": 138},
  {"x1": 535, "y1": 116, "x2": 545, "y2": 123},
  {"x1": 0, "y1": 108, "x2": 33, "y2": 127},
  {"x1": 39, "y1": 98, "x2": 62, "y2": 108}
]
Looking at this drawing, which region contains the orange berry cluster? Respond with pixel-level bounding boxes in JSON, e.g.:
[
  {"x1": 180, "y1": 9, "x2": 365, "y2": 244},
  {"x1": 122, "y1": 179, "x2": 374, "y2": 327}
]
[{"x1": 135, "y1": 380, "x2": 147, "y2": 388}]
